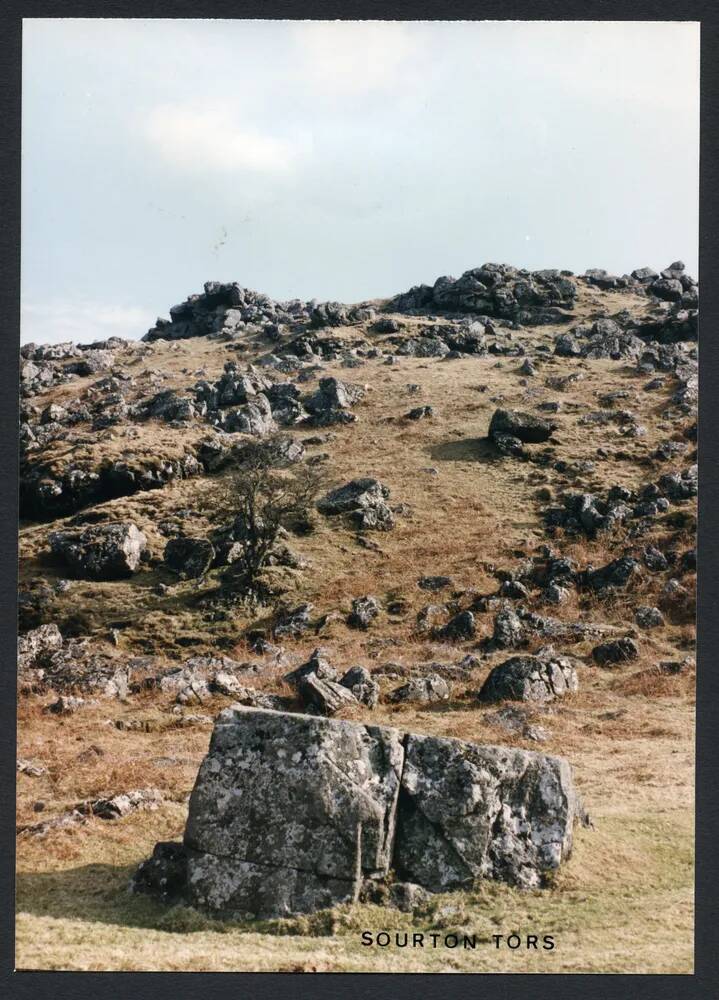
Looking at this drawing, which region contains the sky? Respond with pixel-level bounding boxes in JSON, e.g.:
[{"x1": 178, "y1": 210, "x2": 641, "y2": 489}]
[{"x1": 21, "y1": 19, "x2": 700, "y2": 345}]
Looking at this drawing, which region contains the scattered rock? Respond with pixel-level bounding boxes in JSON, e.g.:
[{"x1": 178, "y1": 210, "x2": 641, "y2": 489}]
[
  {"x1": 339, "y1": 665, "x2": 380, "y2": 708},
  {"x1": 592, "y1": 637, "x2": 639, "y2": 667},
  {"x1": 347, "y1": 595, "x2": 381, "y2": 630},
  {"x1": 44, "y1": 695, "x2": 89, "y2": 715},
  {"x1": 388, "y1": 674, "x2": 450, "y2": 704},
  {"x1": 438, "y1": 610, "x2": 476, "y2": 641},
  {"x1": 489, "y1": 408, "x2": 556, "y2": 444},
  {"x1": 297, "y1": 671, "x2": 357, "y2": 715},
  {"x1": 406, "y1": 405, "x2": 434, "y2": 420},
  {"x1": 76, "y1": 787, "x2": 164, "y2": 819},
  {"x1": 17, "y1": 758, "x2": 48, "y2": 777},
  {"x1": 317, "y1": 478, "x2": 394, "y2": 531},
  {"x1": 418, "y1": 575, "x2": 453, "y2": 592},
  {"x1": 273, "y1": 603, "x2": 315, "y2": 638},
  {"x1": 479, "y1": 653, "x2": 578, "y2": 703},
  {"x1": 634, "y1": 606, "x2": 665, "y2": 629},
  {"x1": 163, "y1": 537, "x2": 215, "y2": 579}
]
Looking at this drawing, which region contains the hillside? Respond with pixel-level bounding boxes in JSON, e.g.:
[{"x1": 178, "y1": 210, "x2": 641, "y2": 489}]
[{"x1": 17, "y1": 262, "x2": 697, "y2": 972}]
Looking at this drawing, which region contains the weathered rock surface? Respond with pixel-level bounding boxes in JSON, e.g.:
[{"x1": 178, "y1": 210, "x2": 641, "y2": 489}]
[
  {"x1": 394, "y1": 733, "x2": 576, "y2": 891},
  {"x1": 49, "y1": 522, "x2": 147, "y2": 580},
  {"x1": 479, "y1": 653, "x2": 579, "y2": 704},
  {"x1": 317, "y1": 478, "x2": 394, "y2": 531},
  {"x1": 135, "y1": 707, "x2": 579, "y2": 916},
  {"x1": 179, "y1": 707, "x2": 404, "y2": 916}
]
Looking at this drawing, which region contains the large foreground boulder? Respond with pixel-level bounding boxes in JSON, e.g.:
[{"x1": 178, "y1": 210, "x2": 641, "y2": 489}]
[
  {"x1": 49, "y1": 521, "x2": 147, "y2": 580},
  {"x1": 181, "y1": 708, "x2": 403, "y2": 917},
  {"x1": 134, "y1": 706, "x2": 579, "y2": 917}
]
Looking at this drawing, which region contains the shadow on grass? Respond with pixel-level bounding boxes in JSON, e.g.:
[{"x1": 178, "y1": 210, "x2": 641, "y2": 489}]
[
  {"x1": 16, "y1": 863, "x2": 173, "y2": 931},
  {"x1": 429, "y1": 437, "x2": 499, "y2": 464},
  {"x1": 15, "y1": 863, "x2": 349, "y2": 937}
]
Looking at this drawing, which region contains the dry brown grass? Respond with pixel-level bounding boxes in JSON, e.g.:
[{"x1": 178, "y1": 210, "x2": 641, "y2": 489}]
[{"x1": 17, "y1": 282, "x2": 696, "y2": 971}]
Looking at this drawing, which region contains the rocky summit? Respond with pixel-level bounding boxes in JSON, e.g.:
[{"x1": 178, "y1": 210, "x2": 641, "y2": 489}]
[{"x1": 18, "y1": 261, "x2": 696, "y2": 934}]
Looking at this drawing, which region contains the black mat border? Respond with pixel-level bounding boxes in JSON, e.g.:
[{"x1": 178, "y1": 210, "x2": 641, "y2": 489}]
[{"x1": 1, "y1": 3, "x2": 717, "y2": 997}]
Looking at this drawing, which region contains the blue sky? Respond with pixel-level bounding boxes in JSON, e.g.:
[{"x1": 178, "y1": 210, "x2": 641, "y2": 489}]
[{"x1": 22, "y1": 19, "x2": 700, "y2": 344}]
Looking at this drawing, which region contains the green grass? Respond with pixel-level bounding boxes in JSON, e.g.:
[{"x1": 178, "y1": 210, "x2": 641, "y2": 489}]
[{"x1": 15, "y1": 808, "x2": 694, "y2": 973}]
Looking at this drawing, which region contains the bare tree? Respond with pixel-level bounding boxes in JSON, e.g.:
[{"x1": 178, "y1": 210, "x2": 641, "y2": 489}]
[{"x1": 212, "y1": 437, "x2": 322, "y2": 602}]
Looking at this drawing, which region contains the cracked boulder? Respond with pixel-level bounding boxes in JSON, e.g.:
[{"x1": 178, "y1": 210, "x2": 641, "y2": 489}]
[
  {"x1": 479, "y1": 653, "x2": 579, "y2": 704},
  {"x1": 135, "y1": 707, "x2": 579, "y2": 917},
  {"x1": 49, "y1": 521, "x2": 147, "y2": 580}
]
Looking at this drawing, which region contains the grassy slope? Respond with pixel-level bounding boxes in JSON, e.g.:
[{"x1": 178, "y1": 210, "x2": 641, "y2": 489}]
[{"x1": 16, "y1": 282, "x2": 696, "y2": 971}]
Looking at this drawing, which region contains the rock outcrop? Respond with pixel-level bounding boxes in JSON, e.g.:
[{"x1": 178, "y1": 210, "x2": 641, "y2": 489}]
[
  {"x1": 389, "y1": 264, "x2": 577, "y2": 325},
  {"x1": 143, "y1": 281, "x2": 314, "y2": 343}
]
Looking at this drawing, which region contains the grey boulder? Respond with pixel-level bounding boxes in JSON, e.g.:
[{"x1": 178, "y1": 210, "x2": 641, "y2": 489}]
[
  {"x1": 340, "y1": 665, "x2": 380, "y2": 708},
  {"x1": 49, "y1": 522, "x2": 147, "y2": 580},
  {"x1": 298, "y1": 672, "x2": 359, "y2": 715},
  {"x1": 182, "y1": 707, "x2": 404, "y2": 916},
  {"x1": 136, "y1": 707, "x2": 580, "y2": 917},
  {"x1": 388, "y1": 673, "x2": 450, "y2": 704},
  {"x1": 489, "y1": 408, "x2": 556, "y2": 444},
  {"x1": 317, "y1": 478, "x2": 394, "y2": 531},
  {"x1": 347, "y1": 595, "x2": 381, "y2": 630},
  {"x1": 479, "y1": 653, "x2": 579, "y2": 704},
  {"x1": 591, "y1": 637, "x2": 639, "y2": 667}
]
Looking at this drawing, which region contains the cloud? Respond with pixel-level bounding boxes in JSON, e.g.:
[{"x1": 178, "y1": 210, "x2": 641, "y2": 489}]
[
  {"x1": 21, "y1": 300, "x2": 151, "y2": 345},
  {"x1": 142, "y1": 103, "x2": 308, "y2": 175}
]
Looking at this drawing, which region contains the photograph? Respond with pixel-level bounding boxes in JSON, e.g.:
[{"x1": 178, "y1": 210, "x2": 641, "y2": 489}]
[{"x1": 15, "y1": 17, "x2": 698, "y2": 973}]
